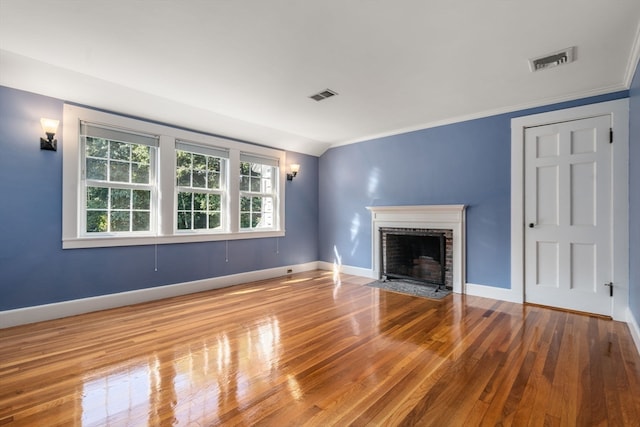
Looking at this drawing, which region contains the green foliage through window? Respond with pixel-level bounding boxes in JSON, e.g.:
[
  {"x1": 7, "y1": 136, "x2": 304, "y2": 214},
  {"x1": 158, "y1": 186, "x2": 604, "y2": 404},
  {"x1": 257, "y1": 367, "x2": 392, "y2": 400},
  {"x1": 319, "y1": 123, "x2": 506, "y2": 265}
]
[
  {"x1": 239, "y1": 160, "x2": 276, "y2": 230},
  {"x1": 176, "y1": 148, "x2": 225, "y2": 232},
  {"x1": 86, "y1": 186, "x2": 151, "y2": 233},
  {"x1": 84, "y1": 135, "x2": 154, "y2": 234}
]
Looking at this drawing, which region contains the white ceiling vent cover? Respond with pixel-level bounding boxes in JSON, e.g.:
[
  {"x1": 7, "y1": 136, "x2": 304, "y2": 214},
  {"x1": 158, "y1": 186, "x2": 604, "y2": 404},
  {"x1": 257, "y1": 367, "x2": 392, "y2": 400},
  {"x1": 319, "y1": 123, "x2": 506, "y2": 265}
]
[
  {"x1": 309, "y1": 89, "x2": 338, "y2": 101},
  {"x1": 529, "y1": 47, "x2": 576, "y2": 72}
]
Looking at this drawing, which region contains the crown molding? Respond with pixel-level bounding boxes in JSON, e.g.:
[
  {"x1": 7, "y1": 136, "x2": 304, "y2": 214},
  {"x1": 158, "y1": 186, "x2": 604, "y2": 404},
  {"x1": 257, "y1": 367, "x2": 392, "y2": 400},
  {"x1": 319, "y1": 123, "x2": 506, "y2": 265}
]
[
  {"x1": 624, "y1": 21, "x2": 640, "y2": 88},
  {"x1": 328, "y1": 84, "x2": 628, "y2": 151}
]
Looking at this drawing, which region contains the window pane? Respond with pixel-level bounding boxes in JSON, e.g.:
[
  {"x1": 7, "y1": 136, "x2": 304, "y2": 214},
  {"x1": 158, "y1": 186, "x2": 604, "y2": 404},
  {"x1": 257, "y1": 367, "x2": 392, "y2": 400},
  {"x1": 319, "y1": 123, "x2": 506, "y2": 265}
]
[
  {"x1": 250, "y1": 177, "x2": 261, "y2": 192},
  {"x1": 177, "y1": 151, "x2": 191, "y2": 168},
  {"x1": 208, "y1": 194, "x2": 220, "y2": 211},
  {"x1": 132, "y1": 163, "x2": 149, "y2": 184},
  {"x1": 240, "y1": 196, "x2": 250, "y2": 212},
  {"x1": 207, "y1": 172, "x2": 220, "y2": 190},
  {"x1": 193, "y1": 193, "x2": 207, "y2": 210},
  {"x1": 111, "y1": 211, "x2": 130, "y2": 231},
  {"x1": 240, "y1": 162, "x2": 250, "y2": 176},
  {"x1": 193, "y1": 154, "x2": 206, "y2": 170},
  {"x1": 87, "y1": 187, "x2": 108, "y2": 209},
  {"x1": 177, "y1": 192, "x2": 192, "y2": 210},
  {"x1": 263, "y1": 212, "x2": 273, "y2": 227},
  {"x1": 192, "y1": 170, "x2": 206, "y2": 188},
  {"x1": 208, "y1": 157, "x2": 220, "y2": 172},
  {"x1": 86, "y1": 158, "x2": 107, "y2": 180},
  {"x1": 177, "y1": 167, "x2": 191, "y2": 187},
  {"x1": 240, "y1": 213, "x2": 251, "y2": 229},
  {"x1": 194, "y1": 212, "x2": 207, "y2": 229},
  {"x1": 111, "y1": 189, "x2": 131, "y2": 209},
  {"x1": 132, "y1": 212, "x2": 150, "y2": 231},
  {"x1": 110, "y1": 141, "x2": 130, "y2": 161},
  {"x1": 86, "y1": 137, "x2": 108, "y2": 158},
  {"x1": 251, "y1": 213, "x2": 262, "y2": 228},
  {"x1": 251, "y1": 197, "x2": 262, "y2": 211},
  {"x1": 177, "y1": 212, "x2": 191, "y2": 230},
  {"x1": 110, "y1": 161, "x2": 130, "y2": 182},
  {"x1": 131, "y1": 145, "x2": 150, "y2": 164},
  {"x1": 86, "y1": 211, "x2": 108, "y2": 232},
  {"x1": 209, "y1": 213, "x2": 221, "y2": 229},
  {"x1": 132, "y1": 190, "x2": 150, "y2": 210},
  {"x1": 250, "y1": 165, "x2": 261, "y2": 177},
  {"x1": 240, "y1": 176, "x2": 250, "y2": 191}
]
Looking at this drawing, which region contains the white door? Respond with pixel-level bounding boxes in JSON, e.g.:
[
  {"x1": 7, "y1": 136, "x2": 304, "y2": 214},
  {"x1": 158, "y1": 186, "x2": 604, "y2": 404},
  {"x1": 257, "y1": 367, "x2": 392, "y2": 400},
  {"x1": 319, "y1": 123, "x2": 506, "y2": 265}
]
[{"x1": 524, "y1": 115, "x2": 612, "y2": 316}]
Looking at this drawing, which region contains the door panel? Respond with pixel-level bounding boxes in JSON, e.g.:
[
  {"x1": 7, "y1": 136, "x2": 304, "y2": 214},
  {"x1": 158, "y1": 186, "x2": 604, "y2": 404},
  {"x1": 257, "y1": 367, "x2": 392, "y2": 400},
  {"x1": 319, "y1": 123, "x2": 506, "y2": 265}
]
[{"x1": 524, "y1": 115, "x2": 611, "y2": 315}]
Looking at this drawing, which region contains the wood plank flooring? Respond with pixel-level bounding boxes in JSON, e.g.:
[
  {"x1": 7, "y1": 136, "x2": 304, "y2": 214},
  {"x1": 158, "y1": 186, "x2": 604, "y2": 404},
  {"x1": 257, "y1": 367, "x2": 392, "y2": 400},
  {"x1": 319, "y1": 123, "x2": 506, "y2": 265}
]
[{"x1": 1, "y1": 270, "x2": 640, "y2": 426}]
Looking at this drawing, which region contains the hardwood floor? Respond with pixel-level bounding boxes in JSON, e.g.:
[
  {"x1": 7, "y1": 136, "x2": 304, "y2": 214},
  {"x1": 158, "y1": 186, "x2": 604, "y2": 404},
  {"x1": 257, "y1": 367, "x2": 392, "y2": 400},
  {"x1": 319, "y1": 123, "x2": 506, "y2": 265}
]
[{"x1": 1, "y1": 270, "x2": 639, "y2": 426}]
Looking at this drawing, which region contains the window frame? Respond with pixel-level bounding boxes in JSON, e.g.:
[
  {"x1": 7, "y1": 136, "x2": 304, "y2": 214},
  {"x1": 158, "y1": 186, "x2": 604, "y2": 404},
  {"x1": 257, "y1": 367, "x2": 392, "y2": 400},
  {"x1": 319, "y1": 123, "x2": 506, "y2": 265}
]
[
  {"x1": 239, "y1": 156, "x2": 279, "y2": 231},
  {"x1": 174, "y1": 142, "x2": 229, "y2": 234},
  {"x1": 80, "y1": 125, "x2": 159, "y2": 237},
  {"x1": 62, "y1": 104, "x2": 286, "y2": 249}
]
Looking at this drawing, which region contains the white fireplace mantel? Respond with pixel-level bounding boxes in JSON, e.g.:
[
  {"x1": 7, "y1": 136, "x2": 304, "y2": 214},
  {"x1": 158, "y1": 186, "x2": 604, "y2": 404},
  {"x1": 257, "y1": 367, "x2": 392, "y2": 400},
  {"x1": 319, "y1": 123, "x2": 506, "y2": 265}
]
[{"x1": 366, "y1": 205, "x2": 466, "y2": 294}]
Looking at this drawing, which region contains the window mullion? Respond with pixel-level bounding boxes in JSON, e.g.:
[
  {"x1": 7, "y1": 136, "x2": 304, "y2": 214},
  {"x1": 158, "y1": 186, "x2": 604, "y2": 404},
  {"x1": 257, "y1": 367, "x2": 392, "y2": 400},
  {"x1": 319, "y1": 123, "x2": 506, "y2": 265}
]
[
  {"x1": 228, "y1": 150, "x2": 240, "y2": 233},
  {"x1": 158, "y1": 135, "x2": 175, "y2": 237}
]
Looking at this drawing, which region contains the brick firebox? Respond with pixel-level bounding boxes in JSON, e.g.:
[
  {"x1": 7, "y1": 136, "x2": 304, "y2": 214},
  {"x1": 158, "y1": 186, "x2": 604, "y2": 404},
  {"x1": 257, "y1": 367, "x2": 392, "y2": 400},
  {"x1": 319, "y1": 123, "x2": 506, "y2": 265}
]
[{"x1": 380, "y1": 227, "x2": 453, "y2": 288}]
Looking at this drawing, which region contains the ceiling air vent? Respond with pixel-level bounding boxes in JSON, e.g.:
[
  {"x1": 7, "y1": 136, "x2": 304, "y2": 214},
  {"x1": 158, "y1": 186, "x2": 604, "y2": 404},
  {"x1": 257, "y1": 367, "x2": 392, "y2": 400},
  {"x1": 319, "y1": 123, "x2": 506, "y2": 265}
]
[
  {"x1": 309, "y1": 89, "x2": 338, "y2": 101},
  {"x1": 529, "y1": 47, "x2": 575, "y2": 72}
]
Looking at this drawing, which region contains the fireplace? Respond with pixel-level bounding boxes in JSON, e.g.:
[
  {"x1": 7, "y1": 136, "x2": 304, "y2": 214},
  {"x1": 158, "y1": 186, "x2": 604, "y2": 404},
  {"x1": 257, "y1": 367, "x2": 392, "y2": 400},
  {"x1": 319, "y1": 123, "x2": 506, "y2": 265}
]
[
  {"x1": 380, "y1": 227, "x2": 453, "y2": 288},
  {"x1": 367, "y1": 205, "x2": 466, "y2": 294}
]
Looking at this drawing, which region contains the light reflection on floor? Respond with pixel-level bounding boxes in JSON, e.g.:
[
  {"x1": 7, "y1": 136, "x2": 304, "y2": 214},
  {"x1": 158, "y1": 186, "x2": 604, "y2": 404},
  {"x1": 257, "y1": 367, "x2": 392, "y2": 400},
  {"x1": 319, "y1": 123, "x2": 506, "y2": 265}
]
[{"x1": 80, "y1": 315, "x2": 284, "y2": 425}]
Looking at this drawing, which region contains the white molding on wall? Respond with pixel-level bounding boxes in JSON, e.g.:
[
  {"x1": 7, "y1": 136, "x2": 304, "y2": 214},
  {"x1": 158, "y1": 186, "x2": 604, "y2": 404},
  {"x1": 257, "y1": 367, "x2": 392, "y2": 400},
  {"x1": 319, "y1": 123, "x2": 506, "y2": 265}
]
[
  {"x1": 4, "y1": 258, "x2": 640, "y2": 359},
  {"x1": 627, "y1": 308, "x2": 640, "y2": 357},
  {"x1": 366, "y1": 205, "x2": 466, "y2": 294},
  {"x1": 510, "y1": 98, "x2": 630, "y2": 321},
  {"x1": 317, "y1": 261, "x2": 376, "y2": 279},
  {"x1": 0, "y1": 262, "x2": 320, "y2": 328},
  {"x1": 465, "y1": 283, "x2": 522, "y2": 303},
  {"x1": 331, "y1": 85, "x2": 628, "y2": 151},
  {"x1": 623, "y1": 21, "x2": 640, "y2": 88}
]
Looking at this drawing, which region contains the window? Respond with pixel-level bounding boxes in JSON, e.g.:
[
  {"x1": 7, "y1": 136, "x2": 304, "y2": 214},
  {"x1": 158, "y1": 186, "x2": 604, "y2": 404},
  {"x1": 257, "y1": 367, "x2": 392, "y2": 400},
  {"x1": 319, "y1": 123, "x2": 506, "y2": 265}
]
[
  {"x1": 81, "y1": 123, "x2": 158, "y2": 235},
  {"x1": 63, "y1": 105, "x2": 286, "y2": 249},
  {"x1": 239, "y1": 154, "x2": 278, "y2": 230},
  {"x1": 175, "y1": 142, "x2": 228, "y2": 232}
]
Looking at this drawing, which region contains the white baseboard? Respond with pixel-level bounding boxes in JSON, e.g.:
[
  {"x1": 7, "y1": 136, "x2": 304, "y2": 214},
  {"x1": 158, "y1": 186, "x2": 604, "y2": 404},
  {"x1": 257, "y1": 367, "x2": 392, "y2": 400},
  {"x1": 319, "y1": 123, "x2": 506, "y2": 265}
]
[
  {"x1": 465, "y1": 282, "x2": 523, "y2": 303},
  {"x1": 9, "y1": 259, "x2": 632, "y2": 347},
  {"x1": 0, "y1": 261, "x2": 320, "y2": 328},
  {"x1": 317, "y1": 261, "x2": 376, "y2": 279},
  {"x1": 626, "y1": 307, "x2": 640, "y2": 357},
  {"x1": 318, "y1": 264, "x2": 526, "y2": 303}
]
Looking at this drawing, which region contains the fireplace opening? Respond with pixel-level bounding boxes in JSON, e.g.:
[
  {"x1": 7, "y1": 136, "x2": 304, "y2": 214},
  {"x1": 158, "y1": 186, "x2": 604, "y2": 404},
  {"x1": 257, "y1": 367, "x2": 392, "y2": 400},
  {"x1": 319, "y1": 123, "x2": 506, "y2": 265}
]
[{"x1": 380, "y1": 228, "x2": 452, "y2": 288}]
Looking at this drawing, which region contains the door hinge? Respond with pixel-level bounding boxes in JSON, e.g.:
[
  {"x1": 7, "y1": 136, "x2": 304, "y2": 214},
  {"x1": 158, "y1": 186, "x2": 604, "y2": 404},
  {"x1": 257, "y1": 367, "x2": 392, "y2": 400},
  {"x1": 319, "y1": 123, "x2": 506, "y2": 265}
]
[
  {"x1": 609, "y1": 128, "x2": 613, "y2": 143},
  {"x1": 604, "y1": 282, "x2": 613, "y2": 297}
]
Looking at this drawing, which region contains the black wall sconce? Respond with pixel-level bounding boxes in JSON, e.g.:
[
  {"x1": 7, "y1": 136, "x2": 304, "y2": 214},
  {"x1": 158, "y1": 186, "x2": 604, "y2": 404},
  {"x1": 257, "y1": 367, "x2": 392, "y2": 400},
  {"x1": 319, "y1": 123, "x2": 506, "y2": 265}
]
[
  {"x1": 286, "y1": 164, "x2": 300, "y2": 181},
  {"x1": 40, "y1": 118, "x2": 59, "y2": 151}
]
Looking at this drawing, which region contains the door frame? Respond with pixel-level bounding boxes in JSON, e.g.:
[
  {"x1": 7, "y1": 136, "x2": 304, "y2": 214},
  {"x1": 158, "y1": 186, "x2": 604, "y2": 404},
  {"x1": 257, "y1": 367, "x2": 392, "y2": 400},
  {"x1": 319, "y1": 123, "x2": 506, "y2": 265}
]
[{"x1": 510, "y1": 98, "x2": 629, "y2": 320}]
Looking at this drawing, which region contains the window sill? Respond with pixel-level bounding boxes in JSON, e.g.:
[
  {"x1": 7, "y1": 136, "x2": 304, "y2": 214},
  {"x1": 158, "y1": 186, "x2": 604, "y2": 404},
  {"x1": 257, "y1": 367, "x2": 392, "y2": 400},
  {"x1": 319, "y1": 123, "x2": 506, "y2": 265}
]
[{"x1": 62, "y1": 230, "x2": 286, "y2": 249}]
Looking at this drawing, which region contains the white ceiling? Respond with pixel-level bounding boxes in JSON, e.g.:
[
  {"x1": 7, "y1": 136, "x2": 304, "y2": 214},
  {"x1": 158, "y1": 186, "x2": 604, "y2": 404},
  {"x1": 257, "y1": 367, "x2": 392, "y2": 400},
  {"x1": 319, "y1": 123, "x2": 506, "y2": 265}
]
[{"x1": 1, "y1": 1, "x2": 639, "y2": 156}]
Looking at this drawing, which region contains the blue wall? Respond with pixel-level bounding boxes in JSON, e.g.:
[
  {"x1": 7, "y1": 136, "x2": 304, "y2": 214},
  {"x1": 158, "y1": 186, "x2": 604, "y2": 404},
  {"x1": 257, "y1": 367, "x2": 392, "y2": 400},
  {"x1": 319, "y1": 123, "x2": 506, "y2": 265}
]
[
  {"x1": 0, "y1": 86, "x2": 319, "y2": 311},
  {"x1": 630, "y1": 58, "x2": 640, "y2": 321},
  {"x1": 1, "y1": 80, "x2": 635, "y2": 310},
  {"x1": 319, "y1": 92, "x2": 628, "y2": 289}
]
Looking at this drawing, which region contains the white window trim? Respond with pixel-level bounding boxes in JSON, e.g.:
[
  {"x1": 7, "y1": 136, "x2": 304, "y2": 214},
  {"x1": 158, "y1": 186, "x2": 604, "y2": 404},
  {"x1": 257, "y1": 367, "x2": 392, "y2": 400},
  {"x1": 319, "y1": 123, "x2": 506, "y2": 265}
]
[
  {"x1": 239, "y1": 155, "x2": 279, "y2": 231},
  {"x1": 80, "y1": 123, "x2": 159, "y2": 237},
  {"x1": 62, "y1": 104, "x2": 286, "y2": 249},
  {"x1": 174, "y1": 142, "x2": 229, "y2": 234}
]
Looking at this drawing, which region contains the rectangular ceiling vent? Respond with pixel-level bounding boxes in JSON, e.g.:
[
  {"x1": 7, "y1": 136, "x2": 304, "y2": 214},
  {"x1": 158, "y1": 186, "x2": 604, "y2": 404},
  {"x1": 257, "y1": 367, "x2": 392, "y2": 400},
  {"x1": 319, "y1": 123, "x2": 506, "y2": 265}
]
[
  {"x1": 529, "y1": 47, "x2": 575, "y2": 72},
  {"x1": 309, "y1": 89, "x2": 338, "y2": 101}
]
